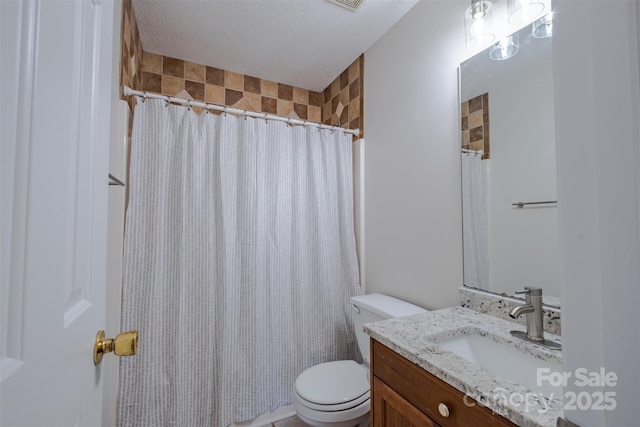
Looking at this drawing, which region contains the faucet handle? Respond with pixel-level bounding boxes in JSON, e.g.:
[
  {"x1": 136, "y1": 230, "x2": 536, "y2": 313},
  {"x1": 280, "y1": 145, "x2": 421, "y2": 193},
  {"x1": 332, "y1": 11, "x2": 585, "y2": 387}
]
[{"x1": 515, "y1": 287, "x2": 542, "y2": 296}]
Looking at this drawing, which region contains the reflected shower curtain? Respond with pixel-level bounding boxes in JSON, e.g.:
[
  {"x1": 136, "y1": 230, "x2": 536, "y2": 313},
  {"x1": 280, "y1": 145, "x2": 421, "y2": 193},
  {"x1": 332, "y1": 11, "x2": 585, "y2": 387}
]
[
  {"x1": 461, "y1": 152, "x2": 490, "y2": 290},
  {"x1": 117, "y1": 99, "x2": 361, "y2": 427}
]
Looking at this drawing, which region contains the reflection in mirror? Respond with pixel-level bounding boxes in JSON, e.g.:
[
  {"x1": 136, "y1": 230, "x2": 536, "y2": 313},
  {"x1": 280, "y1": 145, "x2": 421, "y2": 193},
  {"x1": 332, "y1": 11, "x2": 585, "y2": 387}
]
[{"x1": 460, "y1": 14, "x2": 561, "y2": 307}]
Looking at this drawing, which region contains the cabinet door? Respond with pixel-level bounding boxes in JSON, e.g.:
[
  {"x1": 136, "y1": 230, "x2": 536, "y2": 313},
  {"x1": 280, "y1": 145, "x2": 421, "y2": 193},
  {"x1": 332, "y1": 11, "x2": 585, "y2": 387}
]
[
  {"x1": 373, "y1": 376, "x2": 440, "y2": 427},
  {"x1": 371, "y1": 340, "x2": 518, "y2": 427}
]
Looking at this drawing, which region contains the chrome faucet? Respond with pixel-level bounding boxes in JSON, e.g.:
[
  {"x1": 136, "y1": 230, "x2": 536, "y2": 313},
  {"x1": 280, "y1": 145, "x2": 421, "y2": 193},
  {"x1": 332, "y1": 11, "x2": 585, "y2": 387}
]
[
  {"x1": 509, "y1": 302, "x2": 535, "y2": 319},
  {"x1": 509, "y1": 287, "x2": 561, "y2": 349}
]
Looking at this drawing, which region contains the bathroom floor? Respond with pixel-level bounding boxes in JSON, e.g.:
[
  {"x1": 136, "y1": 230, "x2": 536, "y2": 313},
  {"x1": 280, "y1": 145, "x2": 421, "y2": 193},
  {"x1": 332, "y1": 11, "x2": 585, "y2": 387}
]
[{"x1": 271, "y1": 416, "x2": 308, "y2": 427}]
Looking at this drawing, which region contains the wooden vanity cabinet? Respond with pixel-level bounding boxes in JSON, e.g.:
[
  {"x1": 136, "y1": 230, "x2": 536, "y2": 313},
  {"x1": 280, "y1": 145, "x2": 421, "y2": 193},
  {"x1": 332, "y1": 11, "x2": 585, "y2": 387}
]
[{"x1": 370, "y1": 339, "x2": 518, "y2": 427}]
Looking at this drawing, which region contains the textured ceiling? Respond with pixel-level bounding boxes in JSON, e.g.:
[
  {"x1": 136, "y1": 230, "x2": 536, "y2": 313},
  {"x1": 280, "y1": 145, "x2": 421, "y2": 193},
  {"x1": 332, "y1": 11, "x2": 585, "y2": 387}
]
[{"x1": 132, "y1": 0, "x2": 419, "y2": 92}]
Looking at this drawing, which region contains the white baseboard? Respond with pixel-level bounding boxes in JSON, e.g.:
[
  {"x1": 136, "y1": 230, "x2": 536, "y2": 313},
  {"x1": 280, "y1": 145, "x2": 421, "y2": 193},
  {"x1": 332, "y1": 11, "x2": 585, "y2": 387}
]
[{"x1": 229, "y1": 405, "x2": 296, "y2": 427}]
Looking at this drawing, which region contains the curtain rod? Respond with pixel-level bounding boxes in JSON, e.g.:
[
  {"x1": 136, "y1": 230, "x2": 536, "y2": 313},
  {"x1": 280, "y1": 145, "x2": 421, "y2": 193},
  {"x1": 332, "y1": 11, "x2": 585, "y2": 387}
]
[
  {"x1": 461, "y1": 148, "x2": 483, "y2": 155},
  {"x1": 123, "y1": 86, "x2": 360, "y2": 137}
]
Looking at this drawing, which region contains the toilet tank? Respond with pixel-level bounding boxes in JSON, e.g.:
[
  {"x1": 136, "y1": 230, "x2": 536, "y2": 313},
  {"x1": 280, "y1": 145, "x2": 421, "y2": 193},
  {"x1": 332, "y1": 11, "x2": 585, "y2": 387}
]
[{"x1": 350, "y1": 294, "x2": 426, "y2": 366}]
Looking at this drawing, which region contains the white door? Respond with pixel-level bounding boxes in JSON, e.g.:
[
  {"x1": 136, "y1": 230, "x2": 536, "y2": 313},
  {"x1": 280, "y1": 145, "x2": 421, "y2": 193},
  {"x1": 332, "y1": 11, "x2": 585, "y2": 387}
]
[{"x1": 1, "y1": 0, "x2": 119, "y2": 425}]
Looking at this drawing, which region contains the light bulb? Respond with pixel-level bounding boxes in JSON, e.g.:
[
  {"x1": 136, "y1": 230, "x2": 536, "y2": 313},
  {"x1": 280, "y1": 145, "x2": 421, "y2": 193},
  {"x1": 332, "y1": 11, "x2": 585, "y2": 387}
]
[
  {"x1": 465, "y1": 0, "x2": 495, "y2": 47},
  {"x1": 489, "y1": 33, "x2": 519, "y2": 61},
  {"x1": 508, "y1": 0, "x2": 545, "y2": 26},
  {"x1": 532, "y1": 12, "x2": 553, "y2": 38}
]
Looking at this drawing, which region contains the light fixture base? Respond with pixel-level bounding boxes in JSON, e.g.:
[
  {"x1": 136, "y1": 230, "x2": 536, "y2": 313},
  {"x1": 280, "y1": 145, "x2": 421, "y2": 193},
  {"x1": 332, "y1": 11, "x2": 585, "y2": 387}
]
[{"x1": 507, "y1": 0, "x2": 545, "y2": 26}]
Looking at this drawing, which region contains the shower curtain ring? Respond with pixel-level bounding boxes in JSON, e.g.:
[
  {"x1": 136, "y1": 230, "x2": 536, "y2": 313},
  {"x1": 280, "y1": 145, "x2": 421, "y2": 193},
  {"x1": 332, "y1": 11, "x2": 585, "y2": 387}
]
[
  {"x1": 187, "y1": 100, "x2": 192, "y2": 111},
  {"x1": 165, "y1": 97, "x2": 170, "y2": 107},
  {"x1": 142, "y1": 92, "x2": 146, "y2": 103},
  {"x1": 243, "y1": 110, "x2": 247, "y2": 121}
]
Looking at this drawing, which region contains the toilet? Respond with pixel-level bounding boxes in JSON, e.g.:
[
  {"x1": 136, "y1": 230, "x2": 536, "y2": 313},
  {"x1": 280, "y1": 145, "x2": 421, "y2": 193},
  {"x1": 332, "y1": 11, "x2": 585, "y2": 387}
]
[{"x1": 293, "y1": 293, "x2": 427, "y2": 427}]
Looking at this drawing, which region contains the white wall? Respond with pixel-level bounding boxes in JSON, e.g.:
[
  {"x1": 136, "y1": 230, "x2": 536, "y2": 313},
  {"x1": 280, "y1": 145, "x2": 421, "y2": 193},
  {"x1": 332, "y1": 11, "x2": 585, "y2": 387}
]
[
  {"x1": 553, "y1": 1, "x2": 640, "y2": 425},
  {"x1": 365, "y1": 0, "x2": 640, "y2": 423},
  {"x1": 363, "y1": 1, "x2": 469, "y2": 310}
]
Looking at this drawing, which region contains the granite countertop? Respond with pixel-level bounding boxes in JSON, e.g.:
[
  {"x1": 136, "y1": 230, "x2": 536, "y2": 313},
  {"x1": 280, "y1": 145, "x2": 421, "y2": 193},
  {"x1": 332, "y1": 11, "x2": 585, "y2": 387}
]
[{"x1": 364, "y1": 306, "x2": 564, "y2": 427}]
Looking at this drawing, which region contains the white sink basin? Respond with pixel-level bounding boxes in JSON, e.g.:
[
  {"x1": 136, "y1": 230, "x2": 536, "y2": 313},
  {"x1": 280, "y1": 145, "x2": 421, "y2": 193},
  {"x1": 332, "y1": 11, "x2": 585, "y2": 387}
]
[{"x1": 429, "y1": 332, "x2": 563, "y2": 400}]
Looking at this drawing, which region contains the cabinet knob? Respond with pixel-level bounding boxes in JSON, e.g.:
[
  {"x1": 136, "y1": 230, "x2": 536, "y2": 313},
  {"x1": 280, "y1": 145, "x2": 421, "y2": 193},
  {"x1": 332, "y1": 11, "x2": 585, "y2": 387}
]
[{"x1": 438, "y1": 403, "x2": 450, "y2": 418}]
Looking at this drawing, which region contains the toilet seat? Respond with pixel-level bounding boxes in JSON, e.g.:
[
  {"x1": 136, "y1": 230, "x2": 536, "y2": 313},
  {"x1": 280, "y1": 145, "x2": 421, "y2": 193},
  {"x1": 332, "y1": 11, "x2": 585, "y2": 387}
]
[
  {"x1": 295, "y1": 360, "x2": 369, "y2": 410},
  {"x1": 293, "y1": 361, "x2": 371, "y2": 427},
  {"x1": 294, "y1": 388, "x2": 370, "y2": 427}
]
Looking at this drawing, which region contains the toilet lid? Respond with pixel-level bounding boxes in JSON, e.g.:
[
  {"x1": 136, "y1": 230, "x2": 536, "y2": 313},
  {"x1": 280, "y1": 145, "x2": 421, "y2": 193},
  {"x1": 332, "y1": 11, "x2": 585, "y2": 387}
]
[{"x1": 295, "y1": 360, "x2": 369, "y2": 405}]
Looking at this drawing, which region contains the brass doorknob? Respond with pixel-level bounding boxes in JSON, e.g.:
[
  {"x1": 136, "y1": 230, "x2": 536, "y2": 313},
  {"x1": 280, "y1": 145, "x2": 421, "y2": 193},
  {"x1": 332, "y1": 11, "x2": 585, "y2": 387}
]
[{"x1": 93, "y1": 330, "x2": 138, "y2": 365}]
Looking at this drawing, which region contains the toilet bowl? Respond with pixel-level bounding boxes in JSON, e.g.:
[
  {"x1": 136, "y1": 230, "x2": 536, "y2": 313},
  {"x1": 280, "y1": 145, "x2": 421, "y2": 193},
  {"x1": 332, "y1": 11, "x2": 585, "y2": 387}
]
[
  {"x1": 293, "y1": 294, "x2": 427, "y2": 426},
  {"x1": 293, "y1": 360, "x2": 369, "y2": 427}
]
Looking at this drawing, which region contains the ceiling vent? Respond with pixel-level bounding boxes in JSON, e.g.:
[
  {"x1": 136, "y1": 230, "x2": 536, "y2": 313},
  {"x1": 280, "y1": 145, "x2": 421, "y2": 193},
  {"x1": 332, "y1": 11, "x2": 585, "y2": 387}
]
[{"x1": 326, "y1": 0, "x2": 365, "y2": 12}]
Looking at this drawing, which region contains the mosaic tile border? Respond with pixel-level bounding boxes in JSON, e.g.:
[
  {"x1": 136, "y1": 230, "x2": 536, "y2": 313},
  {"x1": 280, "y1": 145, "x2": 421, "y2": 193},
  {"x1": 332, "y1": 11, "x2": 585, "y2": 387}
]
[
  {"x1": 139, "y1": 52, "x2": 364, "y2": 138},
  {"x1": 141, "y1": 53, "x2": 323, "y2": 124},
  {"x1": 119, "y1": 2, "x2": 364, "y2": 138}
]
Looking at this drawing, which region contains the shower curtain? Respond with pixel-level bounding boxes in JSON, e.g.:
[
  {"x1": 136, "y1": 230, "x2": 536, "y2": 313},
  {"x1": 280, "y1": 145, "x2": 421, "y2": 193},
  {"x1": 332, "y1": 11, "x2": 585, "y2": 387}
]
[
  {"x1": 117, "y1": 99, "x2": 361, "y2": 427},
  {"x1": 461, "y1": 151, "x2": 490, "y2": 290}
]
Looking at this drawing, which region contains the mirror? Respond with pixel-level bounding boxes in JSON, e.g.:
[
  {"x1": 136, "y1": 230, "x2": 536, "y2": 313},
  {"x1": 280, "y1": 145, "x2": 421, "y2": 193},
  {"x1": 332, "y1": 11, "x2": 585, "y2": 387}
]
[{"x1": 459, "y1": 14, "x2": 560, "y2": 307}]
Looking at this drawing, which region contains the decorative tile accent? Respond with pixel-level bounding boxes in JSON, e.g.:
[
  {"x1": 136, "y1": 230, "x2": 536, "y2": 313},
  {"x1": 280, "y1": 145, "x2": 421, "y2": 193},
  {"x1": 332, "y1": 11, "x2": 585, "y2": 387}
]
[
  {"x1": 161, "y1": 75, "x2": 184, "y2": 96},
  {"x1": 278, "y1": 84, "x2": 293, "y2": 101},
  {"x1": 225, "y1": 71, "x2": 244, "y2": 91},
  {"x1": 120, "y1": 0, "x2": 143, "y2": 111},
  {"x1": 322, "y1": 55, "x2": 364, "y2": 139},
  {"x1": 134, "y1": 53, "x2": 353, "y2": 130},
  {"x1": 277, "y1": 99, "x2": 294, "y2": 117},
  {"x1": 293, "y1": 103, "x2": 308, "y2": 120},
  {"x1": 340, "y1": 72, "x2": 349, "y2": 90},
  {"x1": 185, "y1": 81, "x2": 205, "y2": 101},
  {"x1": 119, "y1": 5, "x2": 364, "y2": 136},
  {"x1": 142, "y1": 52, "x2": 162, "y2": 74},
  {"x1": 348, "y1": 60, "x2": 359, "y2": 83},
  {"x1": 225, "y1": 89, "x2": 243, "y2": 106},
  {"x1": 308, "y1": 106, "x2": 321, "y2": 123},
  {"x1": 185, "y1": 61, "x2": 205, "y2": 83},
  {"x1": 261, "y1": 80, "x2": 278, "y2": 98},
  {"x1": 244, "y1": 92, "x2": 262, "y2": 112},
  {"x1": 142, "y1": 72, "x2": 161, "y2": 93},
  {"x1": 205, "y1": 84, "x2": 225, "y2": 105},
  {"x1": 244, "y1": 75, "x2": 261, "y2": 94},
  {"x1": 309, "y1": 91, "x2": 323, "y2": 107},
  {"x1": 206, "y1": 67, "x2": 225, "y2": 86},
  {"x1": 461, "y1": 93, "x2": 490, "y2": 159},
  {"x1": 293, "y1": 87, "x2": 308, "y2": 105},
  {"x1": 261, "y1": 97, "x2": 277, "y2": 114},
  {"x1": 162, "y1": 57, "x2": 184, "y2": 78}
]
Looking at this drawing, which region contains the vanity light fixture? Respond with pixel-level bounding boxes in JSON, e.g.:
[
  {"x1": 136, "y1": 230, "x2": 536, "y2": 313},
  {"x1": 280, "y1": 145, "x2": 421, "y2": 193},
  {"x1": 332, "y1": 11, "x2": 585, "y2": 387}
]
[
  {"x1": 507, "y1": 0, "x2": 545, "y2": 26},
  {"x1": 532, "y1": 12, "x2": 553, "y2": 38},
  {"x1": 489, "y1": 33, "x2": 519, "y2": 61},
  {"x1": 465, "y1": 0, "x2": 496, "y2": 48}
]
